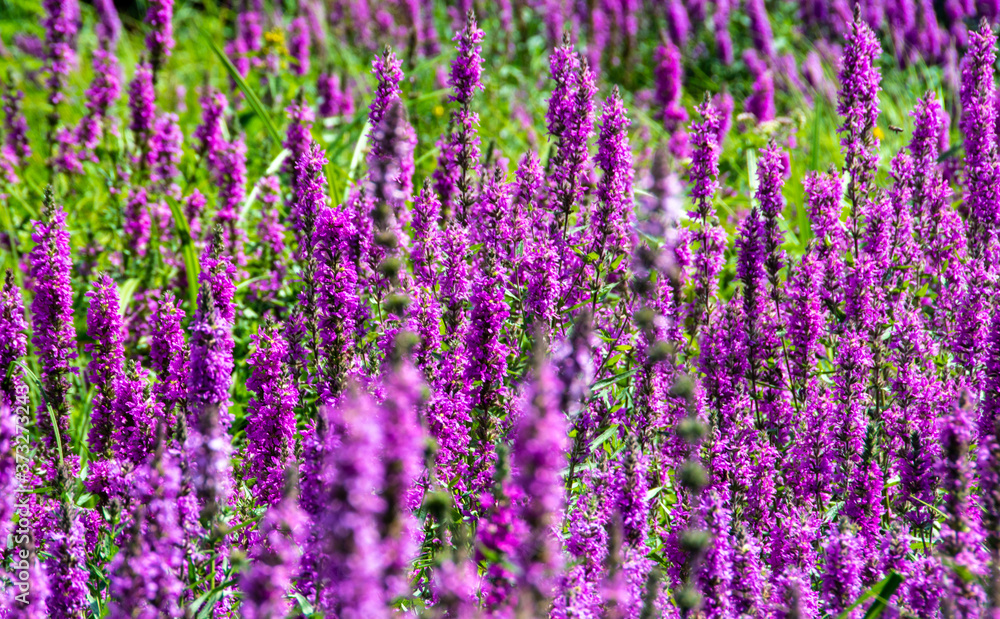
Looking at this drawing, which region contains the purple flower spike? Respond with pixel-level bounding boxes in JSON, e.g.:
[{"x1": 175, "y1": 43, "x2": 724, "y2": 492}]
[
  {"x1": 186, "y1": 246, "x2": 236, "y2": 518},
  {"x1": 288, "y1": 17, "x2": 310, "y2": 75},
  {"x1": 314, "y1": 205, "x2": 360, "y2": 404},
  {"x1": 194, "y1": 90, "x2": 227, "y2": 176},
  {"x1": 960, "y1": 20, "x2": 1000, "y2": 261},
  {"x1": 589, "y1": 88, "x2": 635, "y2": 283},
  {"x1": 369, "y1": 47, "x2": 404, "y2": 129},
  {"x1": 112, "y1": 360, "x2": 156, "y2": 465},
  {"x1": 42, "y1": 0, "x2": 79, "y2": 108},
  {"x1": 512, "y1": 357, "x2": 568, "y2": 612},
  {"x1": 128, "y1": 62, "x2": 156, "y2": 158},
  {"x1": 837, "y1": 11, "x2": 882, "y2": 200},
  {"x1": 47, "y1": 507, "x2": 89, "y2": 618},
  {"x1": 245, "y1": 318, "x2": 298, "y2": 507},
  {"x1": 821, "y1": 520, "x2": 863, "y2": 618},
  {"x1": 309, "y1": 391, "x2": 387, "y2": 615},
  {"x1": 150, "y1": 293, "x2": 187, "y2": 431},
  {"x1": 29, "y1": 191, "x2": 77, "y2": 451},
  {"x1": 145, "y1": 0, "x2": 174, "y2": 77},
  {"x1": 107, "y1": 448, "x2": 186, "y2": 618},
  {"x1": 450, "y1": 11, "x2": 486, "y2": 106},
  {"x1": 240, "y1": 486, "x2": 307, "y2": 618},
  {"x1": 85, "y1": 274, "x2": 125, "y2": 456},
  {"x1": 654, "y1": 41, "x2": 688, "y2": 158},
  {"x1": 0, "y1": 271, "x2": 28, "y2": 410},
  {"x1": 687, "y1": 99, "x2": 726, "y2": 329}
]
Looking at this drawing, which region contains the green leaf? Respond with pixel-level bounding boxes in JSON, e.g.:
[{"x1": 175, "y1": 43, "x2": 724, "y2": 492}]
[
  {"x1": 590, "y1": 425, "x2": 619, "y2": 451},
  {"x1": 165, "y1": 196, "x2": 200, "y2": 314},
  {"x1": 291, "y1": 593, "x2": 315, "y2": 616},
  {"x1": 862, "y1": 571, "x2": 904, "y2": 618},
  {"x1": 205, "y1": 35, "x2": 282, "y2": 148},
  {"x1": 836, "y1": 571, "x2": 904, "y2": 619},
  {"x1": 345, "y1": 121, "x2": 372, "y2": 201},
  {"x1": 117, "y1": 278, "x2": 141, "y2": 319},
  {"x1": 239, "y1": 149, "x2": 291, "y2": 222},
  {"x1": 593, "y1": 369, "x2": 638, "y2": 392}
]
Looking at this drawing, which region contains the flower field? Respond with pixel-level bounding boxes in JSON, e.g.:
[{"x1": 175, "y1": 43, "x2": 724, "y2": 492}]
[{"x1": 1, "y1": 0, "x2": 1000, "y2": 616}]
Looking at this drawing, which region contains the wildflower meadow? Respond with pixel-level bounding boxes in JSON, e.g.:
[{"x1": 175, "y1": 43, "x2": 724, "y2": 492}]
[{"x1": 2, "y1": 0, "x2": 1000, "y2": 617}]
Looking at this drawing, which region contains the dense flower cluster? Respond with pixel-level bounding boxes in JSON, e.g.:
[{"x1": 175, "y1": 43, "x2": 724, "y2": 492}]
[{"x1": 10, "y1": 2, "x2": 1000, "y2": 618}]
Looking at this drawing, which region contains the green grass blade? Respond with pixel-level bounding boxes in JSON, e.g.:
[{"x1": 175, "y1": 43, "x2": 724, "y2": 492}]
[
  {"x1": 862, "y1": 571, "x2": 904, "y2": 619},
  {"x1": 205, "y1": 35, "x2": 283, "y2": 148},
  {"x1": 165, "y1": 196, "x2": 200, "y2": 314}
]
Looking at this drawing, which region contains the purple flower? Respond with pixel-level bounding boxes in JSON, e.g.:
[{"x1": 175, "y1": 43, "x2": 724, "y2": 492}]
[
  {"x1": 2, "y1": 82, "x2": 31, "y2": 162},
  {"x1": 546, "y1": 42, "x2": 596, "y2": 226},
  {"x1": 85, "y1": 274, "x2": 125, "y2": 455},
  {"x1": 128, "y1": 63, "x2": 156, "y2": 157},
  {"x1": 653, "y1": 42, "x2": 688, "y2": 158},
  {"x1": 687, "y1": 99, "x2": 726, "y2": 329},
  {"x1": 215, "y1": 136, "x2": 248, "y2": 258},
  {"x1": 0, "y1": 271, "x2": 28, "y2": 409},
  {"x1": 288, "y1": 17, "x2": 310, "y2": 75},
  {"x1": 42, "y1": 0, "x2": 79, "y2": 107},
  {"x1": 665, "y1": 0, "x2": 690, "y2": 46},
  {"x1": 832, "y1": 327, "x2": 871, "y2": 492},
  {"x1": 433, "y1": 12, "x2": 486, "y2": 221},
  {"x1": 589, "y1": 88, "x2": 635, "y2": 282},
  {"x1": 367, "y1": 97, "x2": 417, "y2": 224},
  {"x1": 318, "y1": 72, "x2": 353, "y2": 117},
  {"x1": 843, "y1": 429, "x2": 885, "y2": 560},
  {"x1": 369, "y1": 47, "x2": 404, "y2": 129},
  {"x1": 960, "y1": 20, "x2": 1000, "y2": 260},
  {"x1": 107, "y1": 448, "x2": 186, "y2": 618},
  {"x1": 124, "y1": 187, "x2": 151, "y2": 258},
  {"x1": 837, "y1": 12, "x2": 882, "y2": 201},
  {"x1": 253, "y1": 175, "x2": 286, "y2": 297},
  {"x1": 193, "y1": 90, "x2": 227, "y2": 175},
  {"x1": 46, "y1": 506, "x2": 89, "y2": 618},
  {"x1": 186, "y1": 250, "x2": 236, "y2": 517},
  {"x1": 512, "y1": 357, "x2": 568, "y2": 611},
  {"x1": 74, "y1": 45, "x2": 120, "y2": 155},
  {"x1": 449, "y1": 11, "x2": 485, "y2": 106},
  {"x1": 746, "y1": 0, "x2": 775, "y2": 57},
  {"x1": 94, "y1": 0, "x2": 121, "y2": 44},
  {"x1": 314, "y1": 205, "x2": 360, "y2": 404},
  {"x1": 786, "y1": 250, "x2": 824, "y2": 388},
  {"x1": 745, "y1": 70, "x2": 775, "y2": 122},
  {"x1": 145, "y1": 0, "x2": 174, "y2": 76},
  {"x1": 938, "y1": 387, "x2": 987, "y2": 606},
  {"x1": 410, "y1": 181, "x2": 441, "y2": 290},
  {"x1": 713, "y1": 0, "x2": 734, "y2": 64},
  {"x1": 29, "y1": 193, "x2": 77, "y2": 450},
  {"x1": 75, "y1": 98, "x2": 113, "y2": 159},
  {"x1": 150, "y1": 293, "x2": 187, "y2": 430},
  {"x1": 148, "y1": 112, "x2": 183, "y2": 196},
  {"x1": 756, "y1": 141, "x2": 787, "y2": 280},
  {"x1": 283, "y1": 99, "x2": 315, "y2": 189},
  {"x1": 240, "y1": 487, "x2": 307, "y2": 618},
  {"x1": 820, "y1": 520, "x2": 863, "y2": 618},
  {"x1": 464, "y1": 247, "x2": 509, "y2": 491},
  {"x1": 245, "y1": 318, "x2": 298, "y2": 506},
  {"x1": 693, "y1": 490, "x2": 735, "y2": 618},
  {"x1": 376, "y1": 353, "x2": 428, "y2": 598},
  {"x1": 112, "y1": 360, "x2": 157, "y2": 465},
  {"x1": 308, "y1": 391, "x2": 387, "y2": 615},
  {"x1": 5, "y1": 543, "x2": 49, "y2": 616}
]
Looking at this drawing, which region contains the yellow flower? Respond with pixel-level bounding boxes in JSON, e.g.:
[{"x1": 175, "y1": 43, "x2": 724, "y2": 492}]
[
  {"x1": 873, "y1": 125, "x2": 884, "y2": 141},
  {"x1": 264, "y1": 29, "x2": 288, "y2": 57},
  {"x1": 434, "y1": 105, "x2": 445, "y2": 117}
]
